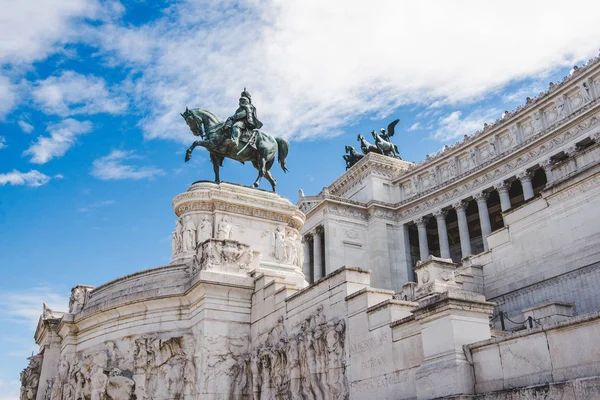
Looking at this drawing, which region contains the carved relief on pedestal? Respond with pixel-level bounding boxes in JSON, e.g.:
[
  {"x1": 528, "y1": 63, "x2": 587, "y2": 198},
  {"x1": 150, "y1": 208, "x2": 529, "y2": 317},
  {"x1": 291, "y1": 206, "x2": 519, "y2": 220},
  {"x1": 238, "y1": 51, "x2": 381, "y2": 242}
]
[
  {"x1": 196, "y1": 215, "x2": 213, "y2": 246},
  {"x1": 19, "y1": 354, "x2": 42, "y2": 400},
  {"x1": 216, "y1": 215, "x2": 233, "y2": 240},
  {"x1": 231, "y1": 306, "x2": 348, "y2": 400},
  {"x1": 187, "y1": 239, "x2": 253, "y2": 277}
]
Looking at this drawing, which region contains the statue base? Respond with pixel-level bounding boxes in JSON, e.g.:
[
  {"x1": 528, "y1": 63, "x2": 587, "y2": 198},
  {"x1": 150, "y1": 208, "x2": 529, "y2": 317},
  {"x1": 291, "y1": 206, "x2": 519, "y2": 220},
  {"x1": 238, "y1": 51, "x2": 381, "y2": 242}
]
[{"x1": 171, "y1": 181, "x2": 306, "y2": 285}]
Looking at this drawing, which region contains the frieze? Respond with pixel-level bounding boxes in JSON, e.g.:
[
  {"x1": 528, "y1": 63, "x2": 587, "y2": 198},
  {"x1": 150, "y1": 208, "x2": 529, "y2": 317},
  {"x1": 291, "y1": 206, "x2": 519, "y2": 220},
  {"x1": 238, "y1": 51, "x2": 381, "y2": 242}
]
[
  {"x1": 174, "y1": 200, "x2": 303, "y2": 230},
  {"x1": 398, "y1": 111, "x2": 600, "y2": 220},
  {"x1": 547, "y1": 174, "x2": 600, "y2": 204}
]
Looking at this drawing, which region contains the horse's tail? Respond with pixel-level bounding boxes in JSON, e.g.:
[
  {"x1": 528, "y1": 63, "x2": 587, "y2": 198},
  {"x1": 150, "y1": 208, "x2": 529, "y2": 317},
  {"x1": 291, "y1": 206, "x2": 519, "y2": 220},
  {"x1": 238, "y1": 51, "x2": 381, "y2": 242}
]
[{"x1": 275, "y1": 137, "x2": 289, "y2": 173}]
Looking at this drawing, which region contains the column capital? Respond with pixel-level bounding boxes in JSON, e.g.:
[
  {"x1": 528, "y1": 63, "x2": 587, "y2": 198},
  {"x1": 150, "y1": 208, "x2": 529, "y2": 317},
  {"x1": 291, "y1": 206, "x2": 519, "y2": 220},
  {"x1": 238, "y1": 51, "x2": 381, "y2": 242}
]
[
  {"x1": 433, "y1": 209, "x2": 448, "y2": 220},
  {"x1": 494, "y1": 181, "x2": 511, "y2": 193},
  {"x1": 564, "y1": 145, "x2": 579, "y2": 157},
  {"x1": 453, "y1": 200, "x2": 468, "y2": 212},
  {"x1": 303, "y1": 233, "x2": 314, "y2": 243},
  {"x1": 516, "y1": 170, "x2": 534, "y2": 181},
  {"x1": 315, "y1": 225, "x2": 324, "y2": 235},
  {"x1": 539, "y1": 159, "x2": 554, "y2": 170},
  {"x1": 474, "y1": 191, "x2": 489, "y2": 202},
  {"x1": 415, "y1": 216, "x2": 429, "y2": 227}
]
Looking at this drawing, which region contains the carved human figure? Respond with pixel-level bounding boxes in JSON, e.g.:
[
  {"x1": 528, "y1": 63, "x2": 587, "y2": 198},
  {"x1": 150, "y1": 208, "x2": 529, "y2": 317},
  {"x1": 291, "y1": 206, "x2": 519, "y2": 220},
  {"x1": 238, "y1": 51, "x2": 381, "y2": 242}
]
[
  {"x1": 287, "y1": 336, "x2": 303, "y2": 400},
  {"x1": 296, "y1": 236, "x2": 305, "y2": 268},
  {"x1": 534, "y1": 111, "x2": 544, "y2": 132},
  {"x1": 173, "y1": 219, "x2": 183, "y2": 255},
  {"x1": 325, "y1": 319, "x2": 348, "y2": 399},
  {"x1": 68, "y1": 286, "x2": 87, "y2": 314},
  {"x1": 305, "y1": 332, "x2": 325, "y2": 400},
  {"x1": 106, "y1": 368, "x2": 135, "y2": 400},
  {"x1": 182, "y1": 216, "x2": 197, "y2": 252},
  {"x1": 197, "y1": 215, "x2": 213, "y2": 245},
  {"x1": 284, "y1": 230, "x2": 297, "y2": 264},
  {"x1": 580, "y1": 81, "x2": 592, "y2": 102},
  {"x1": 411, "y1": 176, "x2": 419, "y2": 193},
  {"x1": 468, "y1": 148, "x2": 477, "y2": 169},
  {"x1": 259, "y1": 351, "x2": 272, "y2": 400},
  {"x1": 555, "y1": 97, "x2": 567, "y2": 119},
  {"x1": 250, "y1": 348, "x2": 261, "y2": 400},
  {"x1": 90, "y1": 367, "x2": 108, "y2": 400},
  {"x1": 273, "y1": 226, "x2": 286, "y2": 261},
  {"x1": 20, "y1": 355, "x2": 42, "y2": 400},
  {"x1": 217, "y1": 216, "x2": 233, "y2": 240}
]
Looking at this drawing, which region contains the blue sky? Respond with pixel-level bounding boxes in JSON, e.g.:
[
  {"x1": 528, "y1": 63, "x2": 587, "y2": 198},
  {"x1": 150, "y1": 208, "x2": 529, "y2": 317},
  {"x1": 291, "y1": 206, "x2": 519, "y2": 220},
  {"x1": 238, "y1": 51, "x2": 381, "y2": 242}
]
[{"x1": 1, "y1": 0, "x2": 600, "y2": 398}]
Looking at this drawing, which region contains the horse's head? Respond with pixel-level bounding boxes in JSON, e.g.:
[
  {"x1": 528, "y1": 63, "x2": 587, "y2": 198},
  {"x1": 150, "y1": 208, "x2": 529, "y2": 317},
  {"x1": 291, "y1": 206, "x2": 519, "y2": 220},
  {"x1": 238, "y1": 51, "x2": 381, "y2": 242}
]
[
  {"x1": 357, "y1": 134, "x2": 363, "y2": 142},
  {"x1": 371, "y1": 130, "x2": 378, "y2": 140},
  {"x1": 181, "y1": 107, "x2": 203, "y2": 137},
  {"x1": 345, "y1": 145, "x2": 352, "y2": 153}
]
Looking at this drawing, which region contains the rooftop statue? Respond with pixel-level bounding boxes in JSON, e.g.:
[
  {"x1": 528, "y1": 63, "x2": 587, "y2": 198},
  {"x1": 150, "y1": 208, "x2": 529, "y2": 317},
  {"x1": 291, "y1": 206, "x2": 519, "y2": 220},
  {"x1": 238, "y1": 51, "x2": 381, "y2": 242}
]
[
  {"x1": 347, "y1": 119, "x2": 401, "y2": 168},
  {"x1": 181, "y1": 88, "x2": 289, "y2": 192},
  {"x1": 343, "y1": 145, "x2": 364, "y2": 170}
]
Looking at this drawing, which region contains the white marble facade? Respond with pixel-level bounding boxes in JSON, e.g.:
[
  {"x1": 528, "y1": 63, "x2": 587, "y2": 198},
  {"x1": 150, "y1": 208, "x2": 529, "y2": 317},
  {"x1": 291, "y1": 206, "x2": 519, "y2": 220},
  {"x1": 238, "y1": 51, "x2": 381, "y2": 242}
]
[{"x1": 21, "y1": 56, "x2": 600, "y2": 400}]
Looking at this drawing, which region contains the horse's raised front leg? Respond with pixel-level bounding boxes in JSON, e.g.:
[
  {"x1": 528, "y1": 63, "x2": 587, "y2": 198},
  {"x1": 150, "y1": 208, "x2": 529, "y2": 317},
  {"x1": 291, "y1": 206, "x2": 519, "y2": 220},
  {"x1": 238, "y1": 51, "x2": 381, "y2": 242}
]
[{"x1": 185, "y1": 140, "x2": 202, "y2": 162}]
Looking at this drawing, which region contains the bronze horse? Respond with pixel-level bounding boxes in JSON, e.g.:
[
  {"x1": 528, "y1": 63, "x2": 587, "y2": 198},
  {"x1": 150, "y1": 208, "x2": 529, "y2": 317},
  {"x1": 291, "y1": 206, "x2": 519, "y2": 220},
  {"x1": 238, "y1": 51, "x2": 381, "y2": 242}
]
[{"x1": 182, "y1": 107, "x2": 289, "y2": 192}]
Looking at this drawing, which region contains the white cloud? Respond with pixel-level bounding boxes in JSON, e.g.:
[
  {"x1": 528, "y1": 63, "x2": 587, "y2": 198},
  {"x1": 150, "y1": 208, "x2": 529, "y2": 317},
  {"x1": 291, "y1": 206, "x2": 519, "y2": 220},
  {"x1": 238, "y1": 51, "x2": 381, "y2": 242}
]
[
  {"x1": 18, "y1": 120, "x2": 34, "y2": 133},
  {"x1": 32, "y1": 71, "x2": 128, "y2": 117},
  {"x1": 0, "y1": 170, "x2": 51, "y2": 187},
  {"x1": 432, "y1": 108, "x2": 501, "y2": 142},
  {"x1": 91, "y1": 150, "x2": 165, "y2": 180},
  {"x1": 0, "y1": 137, "x2": 6, "y2": 150},
  {"x1": 0, "y1": 0, "x2": 99, "y2": 66},
  {"x1": 23, "y1": 118, "x2": 92, "y2": 164},
  {"x1": 0, "y1": 76, "x2": 17, "y2": 119},
  {"x1": 77, "y1": 199, "x2": 116, "y2": 213},
  {"x1": 90, "y1": 0, "x2": 600, "y2": 143},
  {"x1": 408, "y1": 122, "x2": 422, "y2": 131},
  {"x1": 0, "y1": 377, "x2": 19, "y2": 400}
]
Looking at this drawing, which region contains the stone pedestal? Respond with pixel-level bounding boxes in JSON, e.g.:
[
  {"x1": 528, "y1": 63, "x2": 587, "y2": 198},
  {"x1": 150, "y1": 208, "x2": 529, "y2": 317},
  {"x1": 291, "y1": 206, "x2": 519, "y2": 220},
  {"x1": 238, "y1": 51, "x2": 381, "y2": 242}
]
[
  {"x1": 171, "y1": 181, "x2": 306, "y2": 285},
  {"x1": 414, "y1": 291, "x2": 495, "y2": 400},
  {"x1": 413, "y1": 255, "x2": 461, "y2": 300}
]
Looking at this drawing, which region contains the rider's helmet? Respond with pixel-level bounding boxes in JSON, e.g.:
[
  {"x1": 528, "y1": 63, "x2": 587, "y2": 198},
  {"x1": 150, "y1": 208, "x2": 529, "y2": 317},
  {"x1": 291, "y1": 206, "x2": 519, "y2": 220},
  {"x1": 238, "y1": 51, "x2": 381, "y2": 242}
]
[{"x1": 241, "y1": 87, "x2": 252, "y2": 103}]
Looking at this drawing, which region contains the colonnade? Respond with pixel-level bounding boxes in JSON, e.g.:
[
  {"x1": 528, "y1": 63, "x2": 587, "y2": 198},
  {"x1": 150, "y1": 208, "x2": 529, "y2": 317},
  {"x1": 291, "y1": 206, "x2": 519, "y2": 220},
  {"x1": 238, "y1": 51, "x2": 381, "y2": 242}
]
[
  {"x1": 412, "y1": 168, "x2": 542, "y2": 262},
  {"x1": 302, "y1": 225, "x2": 325, "y2": 283}
]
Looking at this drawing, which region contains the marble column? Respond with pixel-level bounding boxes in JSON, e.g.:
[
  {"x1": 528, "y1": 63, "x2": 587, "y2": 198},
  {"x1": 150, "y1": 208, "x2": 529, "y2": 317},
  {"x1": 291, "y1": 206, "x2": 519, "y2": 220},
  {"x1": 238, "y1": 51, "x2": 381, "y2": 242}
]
[
  {"x1": 415, "y1": 217, "x2": 430, "y2": 261},
  {"x1": 303, "y1": 234, "x2": 313, "y2": 283},
  {"x1": 453, "y1": 201, "x2": 472, "y2": 258},
  {"x1": 434, "y1": 210, "x2": 451, "y2": 259},
  {"x1": 494, "y1": 181, "x2": 512, "y2": 212},
  {"x1": 313, "y1": 227, "x2": 323, "y2": 281},
  {"x1": 540, "y1": 160, "x2": 554, "y2": 184},
  {"x1": 517, "y1": 171, "x2": 535, "y2": 200},
  {"x1": 475, "y1": 192, "x2": 492, "y2": 252}
]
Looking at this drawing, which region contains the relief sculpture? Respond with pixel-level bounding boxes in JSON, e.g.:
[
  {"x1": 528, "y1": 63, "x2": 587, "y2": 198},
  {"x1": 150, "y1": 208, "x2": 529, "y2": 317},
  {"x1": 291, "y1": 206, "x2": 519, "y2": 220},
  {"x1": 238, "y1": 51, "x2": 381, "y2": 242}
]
[
  {"x1": 38, "y1": 334, "x2": 196, "y2": 400},
  {"x1": 231, "y1": 306, "x2": 349, "y2": 399}
]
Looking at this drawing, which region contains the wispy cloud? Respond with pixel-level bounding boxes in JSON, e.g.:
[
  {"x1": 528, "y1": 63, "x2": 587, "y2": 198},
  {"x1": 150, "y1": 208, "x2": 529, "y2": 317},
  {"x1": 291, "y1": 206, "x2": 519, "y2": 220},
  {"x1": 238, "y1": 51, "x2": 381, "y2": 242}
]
[
  {"x1": 0, "y1": 287, "x2": 68, "y2": 330},
  {"x1": 23, "y1": 118, "x2": 92, "y2": 164},
  {"x1": 0, "y1": 76, "x2": 16, "y2": 119},
  {"x1": 91, "y1": 150, "x2": 165, "y2": 180},
  {"x1": 432, "y1": 108, "x2": 501, "y2": 142},
  {"x1": 408, "y1": 122, "x2": 422, "y2": 131},
  {"x1": 0, "y1": 170, "x2": 51, "y2": 187},
  {"x1": 0, "y1": 137, "x2": 6, "y2": 150},
  {"x1": 77, "y1": 199, "x2": 116, "y2": 213},
  {"x1": 32, "y1": 71, "x2": 128, "y2": 117},
  {"x1": 18, "y1": 120, "x2": 34, "y2": 133}
]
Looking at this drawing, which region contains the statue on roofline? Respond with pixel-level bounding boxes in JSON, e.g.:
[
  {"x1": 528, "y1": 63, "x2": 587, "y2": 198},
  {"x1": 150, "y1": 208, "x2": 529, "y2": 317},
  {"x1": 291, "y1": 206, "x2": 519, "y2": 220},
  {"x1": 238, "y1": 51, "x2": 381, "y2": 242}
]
[{"x1": 343, "y1": 118, "x2": 402, "y2": 169}]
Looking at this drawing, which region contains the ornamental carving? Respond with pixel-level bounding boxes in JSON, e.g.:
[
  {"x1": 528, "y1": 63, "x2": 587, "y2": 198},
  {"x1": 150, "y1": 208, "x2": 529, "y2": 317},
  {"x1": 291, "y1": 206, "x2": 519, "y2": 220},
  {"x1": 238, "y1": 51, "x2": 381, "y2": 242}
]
[
  {"x1": 231, "y1": 306, "x2": 348, "y2": 400},
  {"x1": 187, "y1": 239, "x2": 253, "y2": 276},
  {"x1": 20, "y1": 354, "x2": 42, "y2": 400}
]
